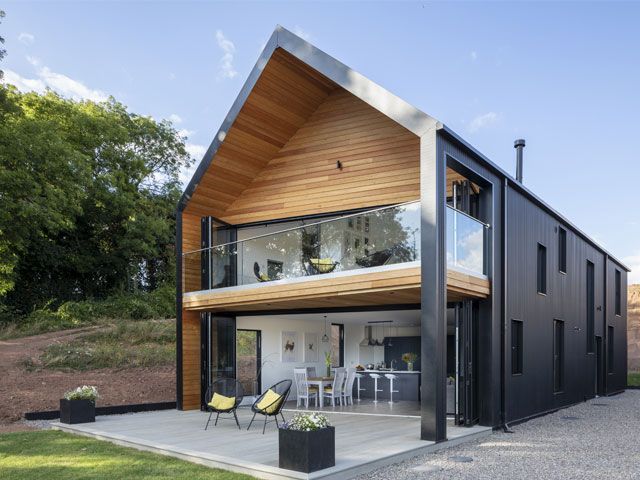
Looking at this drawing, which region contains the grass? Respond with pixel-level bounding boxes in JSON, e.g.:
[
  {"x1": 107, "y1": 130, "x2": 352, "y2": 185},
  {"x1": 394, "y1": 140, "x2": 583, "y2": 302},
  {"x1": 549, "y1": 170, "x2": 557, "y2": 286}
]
[
  {"x1": 0, "y1": 430, "x2": 254, "y2": 480},
  {"x1": 32, "y1": 319, "x2": 176, "y2": 371},
  {"x1": 628, "y1": 372, "x2": 640, "y2": 387}
]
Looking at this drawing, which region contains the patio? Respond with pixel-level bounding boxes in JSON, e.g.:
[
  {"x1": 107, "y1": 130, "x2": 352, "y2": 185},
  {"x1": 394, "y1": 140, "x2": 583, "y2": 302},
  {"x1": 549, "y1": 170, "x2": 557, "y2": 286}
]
[{"x1": 52, "y1": 407, "x2": 491, "y2": 480}]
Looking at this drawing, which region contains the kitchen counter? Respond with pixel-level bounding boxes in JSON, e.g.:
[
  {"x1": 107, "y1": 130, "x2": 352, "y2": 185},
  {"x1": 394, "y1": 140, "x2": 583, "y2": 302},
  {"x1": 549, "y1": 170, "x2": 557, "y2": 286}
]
[{"x1": 359, "y1": 369, "x2": 421, "y2": 374}]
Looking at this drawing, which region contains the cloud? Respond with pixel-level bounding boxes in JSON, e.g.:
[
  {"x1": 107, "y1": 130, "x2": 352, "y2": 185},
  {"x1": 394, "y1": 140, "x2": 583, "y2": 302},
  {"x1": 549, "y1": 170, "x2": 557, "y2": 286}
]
[
  {"x1": 2, "y1": 58, "x2": 108, "y2": 102},
  {"x1": 168, "y1": 113, "x2": 183, "y2": 124},
  {"x1": 215, "y1": 30, "x2": 237, "y2": 79},
  {"x1": 470, "y1": 51, "x2": 478, "y2": 62},
  {"x1": 468, "y1": 112, "x2": 499, "y2": 133},
  {"x1": 625, "y1": 252, "x2": 640, "y2": 284},
  {"x1": 185, "y1": 143, "x2": 206, "y2": 160},
  {"x1": 178, "y1": 128, "x2": 195, "y2": 138},
  {"x1": 18, "y1": 32, "x2": 35, "y2": 45}
]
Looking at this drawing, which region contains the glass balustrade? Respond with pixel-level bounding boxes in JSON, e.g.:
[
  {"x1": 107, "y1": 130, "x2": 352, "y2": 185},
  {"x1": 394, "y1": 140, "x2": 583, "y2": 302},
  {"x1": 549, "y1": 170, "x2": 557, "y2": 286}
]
[{"x1": 182, "y1": 201, "x2": 487, "y2": 294}]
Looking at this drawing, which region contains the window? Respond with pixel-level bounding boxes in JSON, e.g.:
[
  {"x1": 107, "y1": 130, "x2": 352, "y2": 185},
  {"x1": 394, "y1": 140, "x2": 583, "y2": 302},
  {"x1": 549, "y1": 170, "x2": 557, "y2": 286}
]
[
  {"x1": 558, "y1": 227, "x2": 567, "y2": 273},
  {"x1": 615, "y1": 269, "x2": 621, "y2": 316},
  {"x1": 607, "y1": 325, "x2": 614, "y2": 374},
  {"x1": 537, "y1": 243, "x2": 547, "y2": 294},
  {"x1": 330, "y1": 323, "x2": 344, "y2": 367},
  {"x1": 553, "y1": 319, "x2": 564, "y2": 393},
  {"x1": 586, "y1": 261, "x2": 595, "y2": 353},
  {"x1": 511, "y1": 320, "x2": 523, "y2": 375}
]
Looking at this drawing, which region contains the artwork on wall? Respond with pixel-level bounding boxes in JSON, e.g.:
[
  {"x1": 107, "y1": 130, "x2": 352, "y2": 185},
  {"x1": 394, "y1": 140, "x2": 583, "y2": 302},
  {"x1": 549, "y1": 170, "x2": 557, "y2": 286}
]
[
  {"x1": 304, "y1": 332, "x2": 319, "y2": 362},
  {"x1": 281, "y1": 331, "x2": 298, "y2": 363}
]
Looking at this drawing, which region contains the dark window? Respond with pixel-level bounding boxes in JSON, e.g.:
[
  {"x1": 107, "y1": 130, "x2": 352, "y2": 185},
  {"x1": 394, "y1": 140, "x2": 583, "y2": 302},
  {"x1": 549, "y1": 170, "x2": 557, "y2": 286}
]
[
  {"x1": 331, "y1": 323, "x2": 344, "y2": 367},
  {"x1": 615, "y1": 270, "x2": 621, "y2": 316},
  {"x1": 558, "y1": 227, "x2": 567, "y2": 273},
  {"x1": 537, "y1": 243, "x2": 547, "y2": 294},
  {"x1": 607, "y1": 325, "x2": 614, "y2": 374},
  {"x1": 553, "y1": 319, "x2": 564, "y2": 393},
  {"x1": 267, "y1": 259, "x2": 283, "y2": 279},
  {"x1": 511, "y1": 320, "x2": 523, "y2": 375},
  {"x1": 586, "y1": 261, "x2": 595, "y2": 353}
]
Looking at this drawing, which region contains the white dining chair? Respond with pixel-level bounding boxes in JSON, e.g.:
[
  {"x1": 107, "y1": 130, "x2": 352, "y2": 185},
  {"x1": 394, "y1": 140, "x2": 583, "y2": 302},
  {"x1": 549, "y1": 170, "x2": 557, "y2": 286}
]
[
  {"x1": 323, "y1": 367, "x2": 346, "y2": 406},
  {"x1": 342, "y1": 368, "x2": 357, "y2": 405},
  {"x1": 294, "y1": 368, "x2": 318, "y2": 408}
]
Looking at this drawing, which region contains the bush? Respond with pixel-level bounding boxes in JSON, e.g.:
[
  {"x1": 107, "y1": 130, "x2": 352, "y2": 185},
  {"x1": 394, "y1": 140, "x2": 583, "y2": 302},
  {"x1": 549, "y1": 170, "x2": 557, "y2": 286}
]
[
  {"x1": 0, "y1": 285, "x2": 175, "y2": 339},
  {"x1": 64, "y1": 385, "x2": 99, "y2": 402}
]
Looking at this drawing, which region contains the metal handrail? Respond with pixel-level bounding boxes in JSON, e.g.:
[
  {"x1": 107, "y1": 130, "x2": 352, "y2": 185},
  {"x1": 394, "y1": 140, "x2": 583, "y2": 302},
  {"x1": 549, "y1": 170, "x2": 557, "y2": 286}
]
[
  {"x1": 446, "y1": 204, "x2": 491, "y2": 229},
  {"x1": 182, "y1": 200, "x2": 421, "y2": 255}
]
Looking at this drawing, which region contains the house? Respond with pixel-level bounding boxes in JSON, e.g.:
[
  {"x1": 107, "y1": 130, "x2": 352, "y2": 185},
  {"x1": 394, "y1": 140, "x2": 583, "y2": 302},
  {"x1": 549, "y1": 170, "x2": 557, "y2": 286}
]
[{"x1": 176, "y1": 26, "x2": 629, "y2": 442}]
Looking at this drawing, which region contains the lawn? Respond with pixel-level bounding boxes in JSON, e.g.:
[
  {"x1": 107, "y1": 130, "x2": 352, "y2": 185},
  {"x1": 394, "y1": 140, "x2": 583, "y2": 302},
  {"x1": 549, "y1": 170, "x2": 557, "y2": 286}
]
[
  {"x1": 0, "y1": 430, "x2": 253, "y2": 480},
  {"x1": 628, "y1": 372, "x2": 640, "y2": 387}
]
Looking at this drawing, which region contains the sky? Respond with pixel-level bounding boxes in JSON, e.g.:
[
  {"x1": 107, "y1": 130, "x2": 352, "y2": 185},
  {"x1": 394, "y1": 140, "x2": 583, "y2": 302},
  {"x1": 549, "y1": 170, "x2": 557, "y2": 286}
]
[{"x1": 1, "y1": 1, "x2": 639, "y2": 281}]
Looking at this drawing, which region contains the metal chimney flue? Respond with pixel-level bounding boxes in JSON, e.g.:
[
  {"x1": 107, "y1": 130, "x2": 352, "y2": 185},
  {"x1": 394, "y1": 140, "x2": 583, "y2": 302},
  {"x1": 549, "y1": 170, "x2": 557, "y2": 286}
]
[{"x1": 514, "y1": 139, "x2": 526, "y2": 183}]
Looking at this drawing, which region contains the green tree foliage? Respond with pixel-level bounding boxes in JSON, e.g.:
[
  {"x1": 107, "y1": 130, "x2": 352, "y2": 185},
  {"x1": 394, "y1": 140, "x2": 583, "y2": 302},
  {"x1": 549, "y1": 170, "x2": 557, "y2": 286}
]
[{"x1": 0, "y1": 85, "x2": 191, "y2": 315}]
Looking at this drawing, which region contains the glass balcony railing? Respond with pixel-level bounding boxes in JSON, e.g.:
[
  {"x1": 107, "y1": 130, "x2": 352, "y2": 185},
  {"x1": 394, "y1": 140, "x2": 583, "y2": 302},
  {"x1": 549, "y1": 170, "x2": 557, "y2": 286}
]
[{"x1": 182, "y1": 201, "x2": 488, "y2": 294}]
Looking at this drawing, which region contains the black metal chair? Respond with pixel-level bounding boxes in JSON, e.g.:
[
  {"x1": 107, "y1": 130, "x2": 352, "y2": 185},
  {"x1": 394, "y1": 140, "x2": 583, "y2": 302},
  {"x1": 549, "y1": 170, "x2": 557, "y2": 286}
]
[
  {"x1": 204, "y1": 378, "x2": 244, "y2": 430},
  {"x1": 355, "y1": 249, "x2": 394, "y2": 268},
  {"x1": 254, "y1": 262, "x2": 272, "y2": 282},
  {"x1": 247, "y1": 379, "x2": 292, "y2": 434}
]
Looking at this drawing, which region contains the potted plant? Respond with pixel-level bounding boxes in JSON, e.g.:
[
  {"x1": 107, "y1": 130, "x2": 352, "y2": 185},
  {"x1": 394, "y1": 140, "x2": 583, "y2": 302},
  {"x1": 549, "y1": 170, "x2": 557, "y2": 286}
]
[
  {"x1": 279, "y1": 412, "x2": 335, "y2": 473},
  {"x1": 60, "y1": 385, "x2": 98, "y2": 424},
  {"x1": 402, "y1": 352, "x2": 418, "y2": 371}
]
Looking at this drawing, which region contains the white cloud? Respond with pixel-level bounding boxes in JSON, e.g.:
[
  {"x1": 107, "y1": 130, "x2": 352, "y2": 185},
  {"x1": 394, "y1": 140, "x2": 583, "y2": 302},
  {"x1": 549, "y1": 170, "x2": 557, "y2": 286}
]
[
  {"x1": 625, "y1": 252, "x2": 640, "y2": 285},
  {"x1": 468, "y1": 112, "x2": 499, "y2": 133},
  {"x1": 470, "y1": 51, "x2": 478, "y2": 62},
  {"x1": 185, "y1": 143, "x2": 206, "y2": 159},
  {"x1": 18, "y1": 32, "x2": 35, "y2": 45},
  {"x1": 178, "y1": 128, "x2": 195, "y2": 138},
  {"x1": 216, "y1": 30, "x2": 237, "y2": 79},
  {"x1": 168, "y1": 113, "x2": 183, "y2": 124},
  {"x1": 2, "y1": 58, "x2": 108, "y2": 102},
  {"x1": 293, "y1": 26, "x2": 312, "y2": 41}
]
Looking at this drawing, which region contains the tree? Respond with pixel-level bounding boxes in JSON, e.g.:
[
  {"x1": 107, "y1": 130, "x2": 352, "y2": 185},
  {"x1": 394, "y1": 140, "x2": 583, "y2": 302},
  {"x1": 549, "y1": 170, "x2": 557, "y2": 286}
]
[{"x1": 0, "y1": 86, "x2": 192, "y2": 314}]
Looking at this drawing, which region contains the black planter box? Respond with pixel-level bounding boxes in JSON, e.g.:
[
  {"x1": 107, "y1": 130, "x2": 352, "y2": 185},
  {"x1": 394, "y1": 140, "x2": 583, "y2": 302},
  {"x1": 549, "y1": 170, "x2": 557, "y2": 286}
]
[
  {"x1": 278, "y1": 426, "x2": 335, "y2": 473},
  {"x1": 60, "y1": 399, "x2": 95, "y2": 424}
]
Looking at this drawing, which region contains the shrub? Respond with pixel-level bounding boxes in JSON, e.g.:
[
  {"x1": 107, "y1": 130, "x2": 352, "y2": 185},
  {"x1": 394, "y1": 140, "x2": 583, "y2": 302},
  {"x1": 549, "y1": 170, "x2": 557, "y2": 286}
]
[
  {"x1": 64, "y1": 385, "x2": 99, "y2": 402},
  {"x1": 281, "y1": 412, "x2": 331, "y2": 431}
]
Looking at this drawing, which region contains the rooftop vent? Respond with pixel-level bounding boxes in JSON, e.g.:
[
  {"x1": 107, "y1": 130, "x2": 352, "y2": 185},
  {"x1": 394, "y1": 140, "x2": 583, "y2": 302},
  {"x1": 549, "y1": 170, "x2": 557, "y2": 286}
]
[{"x1": 514, "y1": 138, "x2": 525, "y2": 183}]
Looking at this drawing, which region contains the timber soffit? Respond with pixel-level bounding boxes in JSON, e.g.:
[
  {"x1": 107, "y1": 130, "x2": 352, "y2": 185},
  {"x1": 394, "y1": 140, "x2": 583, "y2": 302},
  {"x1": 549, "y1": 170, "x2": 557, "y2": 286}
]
[{"x1": 177, "y1": 25, "x2": 629, "y2": 272}]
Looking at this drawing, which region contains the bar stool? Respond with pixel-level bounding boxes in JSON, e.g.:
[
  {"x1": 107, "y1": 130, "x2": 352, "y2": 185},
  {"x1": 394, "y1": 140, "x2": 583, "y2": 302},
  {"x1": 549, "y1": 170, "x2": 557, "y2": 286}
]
[
  {"x1": 355, "y1": 373, "x2": 365, "y2": 401},
  {"x1": 385, "y1": 373, "x2": 399, "y2": 404},
  {"x1": 369, "y1": 373, "x2": 383, "y2": 403}
]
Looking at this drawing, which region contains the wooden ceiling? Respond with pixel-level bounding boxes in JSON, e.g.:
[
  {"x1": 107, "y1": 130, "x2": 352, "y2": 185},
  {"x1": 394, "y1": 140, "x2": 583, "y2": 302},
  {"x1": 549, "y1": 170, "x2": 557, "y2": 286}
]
[{"x1": 184, "y1": 49, "x2": 338, "y2": 218}]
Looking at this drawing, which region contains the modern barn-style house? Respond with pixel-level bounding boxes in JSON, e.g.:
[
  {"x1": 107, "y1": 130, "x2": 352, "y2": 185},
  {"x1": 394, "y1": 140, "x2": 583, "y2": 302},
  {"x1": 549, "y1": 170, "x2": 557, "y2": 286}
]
[{"x1": 176, "y1": 26, "x2": 629, "y2": 443}]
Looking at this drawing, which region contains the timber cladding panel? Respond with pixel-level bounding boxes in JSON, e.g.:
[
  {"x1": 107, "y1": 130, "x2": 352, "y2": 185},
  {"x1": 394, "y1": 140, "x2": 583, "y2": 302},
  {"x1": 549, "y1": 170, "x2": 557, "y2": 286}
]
[
  {"x1": 181, "y1": 309, "x2": 201, "y2": 410},
  {"x1": 181, "y1": 212, "x2": 201, "y2": 294}
]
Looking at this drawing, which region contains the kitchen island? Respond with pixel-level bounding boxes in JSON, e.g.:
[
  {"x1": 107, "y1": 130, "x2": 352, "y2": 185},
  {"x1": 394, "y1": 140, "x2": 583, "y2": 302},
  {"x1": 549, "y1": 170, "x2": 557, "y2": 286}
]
[{"x1": 356, "y1": 370, "x2": 421, "y2": 402}]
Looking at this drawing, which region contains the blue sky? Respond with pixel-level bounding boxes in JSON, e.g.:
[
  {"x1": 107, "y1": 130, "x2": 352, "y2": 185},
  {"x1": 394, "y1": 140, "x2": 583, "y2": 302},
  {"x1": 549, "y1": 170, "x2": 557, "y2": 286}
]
[{"x1": 2, "y1": 1, "x2": 639, "y2": 281}]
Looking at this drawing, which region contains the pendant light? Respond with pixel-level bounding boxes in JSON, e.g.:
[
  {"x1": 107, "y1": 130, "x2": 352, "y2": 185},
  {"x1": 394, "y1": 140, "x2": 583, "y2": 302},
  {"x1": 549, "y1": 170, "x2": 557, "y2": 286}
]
[{"x1": 322, "y1": 315, "x2": 329, "y2": 343}]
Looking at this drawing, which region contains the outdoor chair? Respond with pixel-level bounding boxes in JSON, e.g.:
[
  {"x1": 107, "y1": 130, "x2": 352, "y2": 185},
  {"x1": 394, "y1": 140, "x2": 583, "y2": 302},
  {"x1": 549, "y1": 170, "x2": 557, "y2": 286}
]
[
  {"x1": 303, "y1": 257, "x2": 339, "y2": 275},
  {"x1": 247, "y1": 379, "x2": 292, "y2": 434},
  {"x1": 355, "y1": 249, "x2": 394, "y2": 268},
  {"x1": 254, "y1": 262, "x2": 273, "y2": 282},
  {"x1": 204, "y1": 378, "x2": 244, "y2": 430}
]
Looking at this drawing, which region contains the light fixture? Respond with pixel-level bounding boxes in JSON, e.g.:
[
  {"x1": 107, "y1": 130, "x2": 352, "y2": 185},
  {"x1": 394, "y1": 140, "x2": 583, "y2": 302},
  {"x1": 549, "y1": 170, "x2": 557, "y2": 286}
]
[{"x1": 322, "y1": 315, "x2": 329, "y2": 343}]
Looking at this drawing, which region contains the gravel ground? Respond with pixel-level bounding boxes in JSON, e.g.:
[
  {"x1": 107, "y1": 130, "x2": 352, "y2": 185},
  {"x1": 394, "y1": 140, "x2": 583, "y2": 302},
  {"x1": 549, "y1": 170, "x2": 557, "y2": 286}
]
[{"x1": 358, "y1": 391, "x2": 640, "y2": 480}]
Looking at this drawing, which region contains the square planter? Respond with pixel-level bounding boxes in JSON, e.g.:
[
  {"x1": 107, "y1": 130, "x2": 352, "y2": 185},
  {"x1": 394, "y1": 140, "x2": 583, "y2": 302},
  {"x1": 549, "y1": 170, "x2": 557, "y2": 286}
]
[
  {"x1": 279, "y1": 426, "x2": 335, "y2": 473},
  {"x1": 60, "y1": 399, "x2": 95, "y2": 424}
]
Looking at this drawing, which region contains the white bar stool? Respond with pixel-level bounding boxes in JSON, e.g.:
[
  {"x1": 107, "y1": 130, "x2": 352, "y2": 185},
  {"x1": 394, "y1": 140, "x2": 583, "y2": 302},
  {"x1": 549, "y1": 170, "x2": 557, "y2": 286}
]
[
  {"x1": 385, "y1": 373, "x2": 399, "y2": 404},
  {"x1": 355, "y1": 373, "x2": 365, "y2": 401},
  {"x1": 369, "y1": 373, "x2": 383, "y2": 403}
]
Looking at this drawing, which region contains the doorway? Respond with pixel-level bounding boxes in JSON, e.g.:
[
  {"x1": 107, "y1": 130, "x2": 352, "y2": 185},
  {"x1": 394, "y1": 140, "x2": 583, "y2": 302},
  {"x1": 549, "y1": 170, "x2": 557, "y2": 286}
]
[{"x1": 237, "y1": 329, "x2": 261, "y2": 398}]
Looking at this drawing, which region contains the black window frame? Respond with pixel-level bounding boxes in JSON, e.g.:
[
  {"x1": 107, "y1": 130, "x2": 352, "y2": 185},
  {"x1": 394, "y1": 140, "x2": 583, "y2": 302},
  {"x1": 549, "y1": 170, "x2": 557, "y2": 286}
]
[
  {"x1": 330, "y1": 323, "x2": 345, "y2": 368},
  {"x1": 586, "y1": 260, "x2": 595, "y2": 353},
  {"x1": 607, "y1": 325, "x2": 614, "y2": 374},
  {"x1": 553, "y1": 319, "x2": 565, "y2": 393},
  {"x1": 614, "y1": 269, "x2": 621, "y2": 316},
  {"x1": 511, "y1": 319, "x2": 523, "y2": 375},
  {"x1": 537, "y1": 243, "x2": 547, "y2": 295},
  {"x1": 558, "y1": 227, "x2": 567, "y2": 274}
]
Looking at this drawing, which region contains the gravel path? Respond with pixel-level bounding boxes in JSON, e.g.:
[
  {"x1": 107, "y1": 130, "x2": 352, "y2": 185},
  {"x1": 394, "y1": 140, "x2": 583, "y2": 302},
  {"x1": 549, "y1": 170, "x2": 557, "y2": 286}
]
[{"x1": 358, "y1": 391, "x2": 640, "y2": 480}]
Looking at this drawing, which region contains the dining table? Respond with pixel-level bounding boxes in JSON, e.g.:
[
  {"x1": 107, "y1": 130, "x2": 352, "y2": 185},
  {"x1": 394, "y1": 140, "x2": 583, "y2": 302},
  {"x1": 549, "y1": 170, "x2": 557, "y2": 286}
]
[{"x1": 306, "y1": 376, "x2": 333, "y2": 407}]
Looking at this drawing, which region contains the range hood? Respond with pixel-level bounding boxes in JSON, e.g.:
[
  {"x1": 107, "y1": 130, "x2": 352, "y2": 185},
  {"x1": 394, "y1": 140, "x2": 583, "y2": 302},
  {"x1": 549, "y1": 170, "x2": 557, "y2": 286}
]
[{"x1": 359, "y1": 326, "x2": 374, "y2": 346}]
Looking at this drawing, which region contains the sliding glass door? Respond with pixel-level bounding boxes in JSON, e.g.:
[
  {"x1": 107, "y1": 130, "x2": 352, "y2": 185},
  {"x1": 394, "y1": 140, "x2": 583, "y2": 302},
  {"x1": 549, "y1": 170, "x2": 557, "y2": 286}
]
[{"x1": 237, "y1": 329, "x2": 261, "y2": 397}]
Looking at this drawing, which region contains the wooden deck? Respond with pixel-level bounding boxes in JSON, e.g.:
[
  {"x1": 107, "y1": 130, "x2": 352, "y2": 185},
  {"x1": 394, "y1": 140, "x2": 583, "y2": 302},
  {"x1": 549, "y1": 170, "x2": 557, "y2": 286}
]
[
  {"x1": 52, "y1": 408, "x2": 491, "y2": 480},
  {"x1": 183, "y1": 264, "x2": 490, "y2": 312}
]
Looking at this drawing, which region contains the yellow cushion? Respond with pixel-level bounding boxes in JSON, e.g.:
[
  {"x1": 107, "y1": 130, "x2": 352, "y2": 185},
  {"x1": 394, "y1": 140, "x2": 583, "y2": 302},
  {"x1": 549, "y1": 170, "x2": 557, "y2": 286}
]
[
  {"x1": 259, "y1": 273, "x2": 270, "y2": 282},
  {"x1": 208, "y1": 393, "x2": 235, "y2": 410},
  {"x1": 256, "y1": 389, "x2": 282, "y2": 414},
  {"x1": 310, "y1": 258, "x2": 334, "y2": 273}
]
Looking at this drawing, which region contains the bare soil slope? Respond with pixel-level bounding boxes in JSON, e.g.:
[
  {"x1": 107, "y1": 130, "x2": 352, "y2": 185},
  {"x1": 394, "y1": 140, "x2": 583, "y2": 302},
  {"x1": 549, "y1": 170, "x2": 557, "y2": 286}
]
[{"x1": 0, "y1": 327, "x2": 175, "y2": 432}]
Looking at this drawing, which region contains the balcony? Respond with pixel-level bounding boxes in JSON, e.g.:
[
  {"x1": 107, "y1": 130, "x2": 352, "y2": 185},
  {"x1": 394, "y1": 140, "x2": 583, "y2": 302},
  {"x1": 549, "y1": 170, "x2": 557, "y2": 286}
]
[{"x1": 182, "y1": 201, "x2": 490, "y2": 311}]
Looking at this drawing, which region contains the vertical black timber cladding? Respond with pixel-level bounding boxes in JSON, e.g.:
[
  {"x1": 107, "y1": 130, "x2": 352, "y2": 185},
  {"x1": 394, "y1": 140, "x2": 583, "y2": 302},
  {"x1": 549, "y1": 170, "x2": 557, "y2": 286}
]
[
  {"x1": 176, "y1": 212, "x2": 183, "y2": 410},
  {"x1": 420, "y1": 129, "x2": 447, "y2": 442},
  {"x1": 441, "y1": 131, "x2": 503, "y2": 428},
  {"x1": 606, "y1": 259, "x2": 627, "y2": 393}
]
